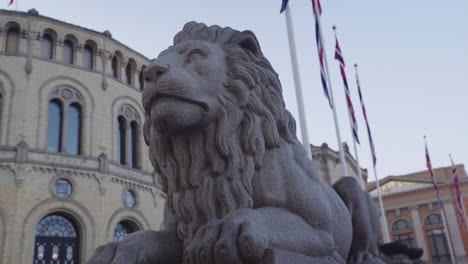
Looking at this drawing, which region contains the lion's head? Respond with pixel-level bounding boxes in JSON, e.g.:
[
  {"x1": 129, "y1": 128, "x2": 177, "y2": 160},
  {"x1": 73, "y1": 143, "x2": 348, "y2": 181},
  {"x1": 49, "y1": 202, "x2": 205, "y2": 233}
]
[{"x1": 142, "y1": 22, "x2": 299, "y2": 241}]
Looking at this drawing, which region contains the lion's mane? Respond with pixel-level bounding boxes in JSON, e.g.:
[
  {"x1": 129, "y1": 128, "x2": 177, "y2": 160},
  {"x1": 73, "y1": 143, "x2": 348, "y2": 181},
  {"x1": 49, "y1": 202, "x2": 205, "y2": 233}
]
[{"x1": 147, "y1": 22, "x2": 299, "y2": 244}]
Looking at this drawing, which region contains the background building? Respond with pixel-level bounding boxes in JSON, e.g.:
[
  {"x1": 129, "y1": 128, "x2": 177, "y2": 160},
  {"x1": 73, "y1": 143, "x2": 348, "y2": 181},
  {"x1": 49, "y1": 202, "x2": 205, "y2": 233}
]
[
  {"x1": 368, "y1": 164, "x2": 468, "y2": 263},
  {"x1": 0, "y1": 9, "x2": 165, "y2": 264},
  {"x1": 312, "y1": 142, "x2": 368, "y2": 185}
]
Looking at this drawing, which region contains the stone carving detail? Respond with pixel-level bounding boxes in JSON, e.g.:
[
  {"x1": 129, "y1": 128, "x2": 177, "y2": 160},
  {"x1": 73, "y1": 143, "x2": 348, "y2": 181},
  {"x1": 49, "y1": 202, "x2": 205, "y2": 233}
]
[
  {"x1": 119, "y1": 104, "x2": 140, "y2": 123},
  {"x1": 88, "y1": 22, "x2": 384, "y2": 264},
  {"x1": 49, "y1": 86, "x2": 83, "y2": 105}
]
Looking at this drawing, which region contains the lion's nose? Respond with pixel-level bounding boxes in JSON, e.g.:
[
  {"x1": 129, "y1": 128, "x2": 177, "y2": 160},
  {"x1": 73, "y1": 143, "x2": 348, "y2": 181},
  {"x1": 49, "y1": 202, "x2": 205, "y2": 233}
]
[{"x1": 144, "y1": 62, "x2": 169, "y2": 83}]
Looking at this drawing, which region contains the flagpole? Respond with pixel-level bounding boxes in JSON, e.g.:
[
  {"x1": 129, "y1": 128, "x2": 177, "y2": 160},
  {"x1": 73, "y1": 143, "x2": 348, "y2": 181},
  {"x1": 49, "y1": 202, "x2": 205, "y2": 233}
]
[
  {"x1": 450, "y1": 154, "x2": 468, "y2": 228},
  {"x1": 333, "y1": 26, "x2": 364, "y2": 188},
  {"x1": 284, "y1": 5, "x2": 312, "y2": 159},
  {"x1": 425, "y1": 136, "x2": 456, "y2": 264},
  {"x1": 354, "y1": 64, "x2": 390, "y2": 242},
  {"x1": 312, "y1": 0, "x2": 348, "y2": 176}
]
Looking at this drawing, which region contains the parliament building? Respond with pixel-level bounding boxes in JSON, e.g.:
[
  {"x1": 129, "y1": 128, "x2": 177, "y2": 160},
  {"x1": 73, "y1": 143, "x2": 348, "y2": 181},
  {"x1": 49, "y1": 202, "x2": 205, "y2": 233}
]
[{"x1": 0, "y1": 9, "x2": 166, "y2": 263}]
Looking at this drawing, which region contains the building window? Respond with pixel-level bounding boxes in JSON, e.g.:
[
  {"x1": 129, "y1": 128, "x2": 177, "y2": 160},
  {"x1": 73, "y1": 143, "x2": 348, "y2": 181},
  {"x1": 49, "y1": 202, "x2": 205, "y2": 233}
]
[
  {"x1": 117, "y1": 105, "x2": 140, "y2": 168},
  {"x1": 125, "y1": 59, "x2": 137, "y2": 86},
  {"x1": 41, "y1": 33, "x2": 54, "y2": 59},
  {"x1": 5, "y1": 27, "x2": 19, "y2": 53},
  {"x1": 47, "y1": 100, "x2": 63, "y2": 152},
  {"x1": 129, "y1": 121, "x2": 138, "y2": 168},
  {"x1": 47, "y1": 87, "x2": 83, "y2": 154},
  {"x1": 63, "y1": 39, "x2": 74, "y2": 64},
  {"x1": 111, "y1": 51, "x2": 123, "y2": 79},
  {"x1": 113, "y1": 220, "x2": 139, "y2": 242},
  {"x1": 83, "y1": 44, "x2": 94, "y2": 69},
  {"x1": 124, "y1": 190, "x2": 136, "y2": 208},
  {"x1": 66, "y1": 104, "x2": 81, "y2": 155},
  {"x1": 391, "y1": 219, "x2": 415, "y2": 247},
  {"x1": 425, "y1": 213, "x2": 443, "y2": 225},
  {"x1": 427, "y1": 228, "x2": 450, "y2": 262},
  {"x1": 53, "y1": 179, "x2": 72, "y2": 198},
  {"x1": 393, "y1": 233, "x2": 415, "y2": 248},
  {"x1": 139, "y1": 66, "x2": 146, "y2": 91},
  {"x1": 34, "y1": 214, "x2": 79, "y2": 263},
  {"x1": 392, "y1": 219, "x2": 411, "y2": 231}
]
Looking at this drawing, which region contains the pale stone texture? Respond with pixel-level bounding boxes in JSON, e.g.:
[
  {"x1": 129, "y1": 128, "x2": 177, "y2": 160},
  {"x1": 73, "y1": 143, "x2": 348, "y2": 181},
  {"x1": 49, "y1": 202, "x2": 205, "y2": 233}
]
[{"x1": 0, "y1": 9, "x2": 165, "y2": 264}]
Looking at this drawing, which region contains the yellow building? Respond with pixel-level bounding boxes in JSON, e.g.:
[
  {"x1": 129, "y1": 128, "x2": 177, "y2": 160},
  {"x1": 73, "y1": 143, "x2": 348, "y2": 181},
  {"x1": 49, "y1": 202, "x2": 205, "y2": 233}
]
[
  {"x1": 368, "y1": 165, "x2": 468, "y2": 263},
  {"x1": 0, "y1": 9, "x2": 165, "y2": 263}
]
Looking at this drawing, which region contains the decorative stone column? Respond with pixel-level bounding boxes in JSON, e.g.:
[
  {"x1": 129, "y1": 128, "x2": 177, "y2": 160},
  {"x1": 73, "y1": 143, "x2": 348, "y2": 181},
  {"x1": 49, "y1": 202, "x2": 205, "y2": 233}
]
[
  {"x1": 410, "y1": 206, "x2": 428, "y2": 261},
  {"x1": 444, "y1": 202, "x2": 466, "y2": 257}
]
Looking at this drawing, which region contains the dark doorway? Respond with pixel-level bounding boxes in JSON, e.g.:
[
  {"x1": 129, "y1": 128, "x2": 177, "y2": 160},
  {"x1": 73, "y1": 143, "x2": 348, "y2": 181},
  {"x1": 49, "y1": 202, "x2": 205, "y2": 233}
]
[{"x1": 33, "y1": 214, "x2": 79, "y2": 264}]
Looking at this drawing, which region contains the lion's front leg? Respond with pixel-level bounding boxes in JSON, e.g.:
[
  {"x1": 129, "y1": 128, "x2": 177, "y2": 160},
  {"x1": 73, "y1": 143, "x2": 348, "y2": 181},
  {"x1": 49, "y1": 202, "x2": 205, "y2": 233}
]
[
  {"x1": 184, "y1": 210, "x2": 268, "y2": 264},
  {"x1": 184, "y1": 208, "x2": 339, "y2": 264}
]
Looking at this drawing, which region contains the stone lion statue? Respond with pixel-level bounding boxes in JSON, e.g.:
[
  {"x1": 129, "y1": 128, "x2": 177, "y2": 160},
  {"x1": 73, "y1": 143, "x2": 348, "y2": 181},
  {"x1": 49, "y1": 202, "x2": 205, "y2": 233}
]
[{"x1": 88, "y1": 22, "x2": 382, "y2": 264}]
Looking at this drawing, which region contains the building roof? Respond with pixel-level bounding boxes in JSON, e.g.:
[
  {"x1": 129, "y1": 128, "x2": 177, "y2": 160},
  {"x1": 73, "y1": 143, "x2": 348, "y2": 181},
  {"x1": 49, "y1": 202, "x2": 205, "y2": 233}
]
[
  {"x1": 0, "y1": 8, "x2": 151, "y2": 61},
  {"x1": 366, "y1": 164, "x2": 467, "y2": 193}
]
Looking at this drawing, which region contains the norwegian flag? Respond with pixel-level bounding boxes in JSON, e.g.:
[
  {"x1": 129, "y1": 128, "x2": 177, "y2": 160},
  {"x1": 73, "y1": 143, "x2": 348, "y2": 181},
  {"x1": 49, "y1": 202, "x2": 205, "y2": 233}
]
[
  {"x1": 311, "y1": 0, "x2": 332, "y2": 108},
  {"x1": 355, "y1": 67, "x2": 376, "y2": 165},
  {"x1": 450, "y1": 155, "x2": 465, "y2": 221},
  {"x1": 425, "y1": 139, "x2": 443, "y2": 206},
  {"x1": 334, "y1": 34, "x2": 359, "y2": 144}
]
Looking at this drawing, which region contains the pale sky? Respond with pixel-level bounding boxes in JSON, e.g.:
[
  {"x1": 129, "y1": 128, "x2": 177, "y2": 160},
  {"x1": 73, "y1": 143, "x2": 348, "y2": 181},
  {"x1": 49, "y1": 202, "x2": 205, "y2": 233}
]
[{"x1": 6, "y1": 0, "x2": 468, "y2": 180}]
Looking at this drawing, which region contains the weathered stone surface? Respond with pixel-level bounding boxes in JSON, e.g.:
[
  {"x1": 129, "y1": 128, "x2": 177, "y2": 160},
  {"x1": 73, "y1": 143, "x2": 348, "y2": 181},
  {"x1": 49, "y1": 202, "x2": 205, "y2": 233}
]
[{"x1": 88, "y1": 22, "x2": 384, "y2": 264}]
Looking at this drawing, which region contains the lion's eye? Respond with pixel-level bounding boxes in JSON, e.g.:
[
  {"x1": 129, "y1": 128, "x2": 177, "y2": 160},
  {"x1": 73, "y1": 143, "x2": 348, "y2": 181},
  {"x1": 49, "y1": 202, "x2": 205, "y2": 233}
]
[{"x1": 186, "y1": 49, "x2": 206, "y2": 63}]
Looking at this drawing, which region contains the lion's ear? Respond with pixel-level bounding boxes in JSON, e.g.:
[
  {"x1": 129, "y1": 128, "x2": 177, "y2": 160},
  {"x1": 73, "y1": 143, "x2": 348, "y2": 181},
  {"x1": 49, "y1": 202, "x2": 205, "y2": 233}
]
[{"x1": 236, "y1": 31, "x2": 262, "y2": 58}]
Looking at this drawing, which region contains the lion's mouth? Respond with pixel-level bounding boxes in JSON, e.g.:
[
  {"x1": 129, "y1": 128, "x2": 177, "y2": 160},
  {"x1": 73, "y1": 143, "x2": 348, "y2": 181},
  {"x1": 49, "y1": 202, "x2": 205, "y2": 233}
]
[{"x1": 145, "y1": 92, "x2": 209, "y2": 113}]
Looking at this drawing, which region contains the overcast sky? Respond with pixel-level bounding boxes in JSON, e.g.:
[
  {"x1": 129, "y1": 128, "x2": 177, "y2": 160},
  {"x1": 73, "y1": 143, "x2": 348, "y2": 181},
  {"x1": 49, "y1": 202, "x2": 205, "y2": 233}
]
[{"x1": 6, "y1": 0, "x2": 468, "y2": 180}]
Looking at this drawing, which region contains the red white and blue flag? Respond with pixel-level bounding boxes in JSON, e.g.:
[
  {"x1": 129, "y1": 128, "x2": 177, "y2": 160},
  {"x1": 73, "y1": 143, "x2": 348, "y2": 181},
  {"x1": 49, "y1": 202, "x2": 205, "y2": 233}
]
[
  {"x1": 425, "y1": 139, "x2": 443, "y2": 207},
  {"x1": 334, "y1": 34, "x2": 359, "y2": 144},
  {"x1": 450, "y1": 156, "x2": 465, "y2": 221},
  {"x1": 311, "y1": 0, "x2": 332, "y2": 108},
  {"x1": 355, "y1": 68, "x2": 376, "y2": 165}
]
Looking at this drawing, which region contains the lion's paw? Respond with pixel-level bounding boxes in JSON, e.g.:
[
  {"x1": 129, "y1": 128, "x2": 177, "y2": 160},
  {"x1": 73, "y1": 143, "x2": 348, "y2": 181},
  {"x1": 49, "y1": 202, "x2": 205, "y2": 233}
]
[{"x1": 184, "y1": 210, "x2": 268, "y2": 264}]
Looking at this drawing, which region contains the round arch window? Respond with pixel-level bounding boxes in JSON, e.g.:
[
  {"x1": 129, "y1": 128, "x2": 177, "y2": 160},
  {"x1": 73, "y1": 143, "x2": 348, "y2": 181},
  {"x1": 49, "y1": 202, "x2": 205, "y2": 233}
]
[
  {"x1": 113, "y1": 220, "x2": 139, "y2": 242},
  {"x1": 124, "y1": 190, "x2": 136, "y2": 208},
  {"x1": 53, "y1": 179, "x2": 72, "y2": 198},
  {"x1": 34, "y1": 214, "x2": 79, "y2": 263}
]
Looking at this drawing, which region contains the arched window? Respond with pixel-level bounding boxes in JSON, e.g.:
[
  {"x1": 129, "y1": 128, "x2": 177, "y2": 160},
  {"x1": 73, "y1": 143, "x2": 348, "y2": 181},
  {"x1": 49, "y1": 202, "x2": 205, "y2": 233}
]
[
  {"x1": 425, "y1": 214, "x2": 443, "y2": 226},
  {"x1": 63, "y1": 39, "x2": 74, "y2": 64},
  {"x1": 41, "y1": 33, "x2": 54, "y2": 59},
  {"x1": 111, "y1": 51, "x2": 123, "y2": 79},
  {"x1": 5, "y1": 27, "x2": 19, "y2": 53},
  {"x1": 47, "y1": 87, "x2": 83, "y2": 154},
  {"x1": 47, "y1": 100, "x2": 63, "y2": 152},
  {"x1": 66, "y1": 104, "x2": 81, "y2": 155},
  {"x1": 392, "y1": 219, "x2": 411, "y2": 231},
  {"x1": 117, "y1": 116, "x2": 126, "y2": 164},
  {"x1": 83, "y1": 44, "x2": 94, "y2": 69},
  {"x1": 113, "y1": 220, "x2": 139, "y2": 242},
  {"x1": 139, "y1": 66, "x2": 146, "y2": 91},
  {"x1": 125, "y1": 59, "x2": 136, "y2": 86},
  {"x1": 424, "y1": 214, "x2": 450, "y2": 262},
  {"x1": 34, "y1": 214, "x2": 79, "y2": 263},
  {"x1": 117, "y1": 105, "x2": 140, "y2": 168},
  {"x1": 125, "y1": 64, "x2": 132, "y2": 85},
  {"x1": 391, "y1": 219, "x2": 414, "y2": 247}
]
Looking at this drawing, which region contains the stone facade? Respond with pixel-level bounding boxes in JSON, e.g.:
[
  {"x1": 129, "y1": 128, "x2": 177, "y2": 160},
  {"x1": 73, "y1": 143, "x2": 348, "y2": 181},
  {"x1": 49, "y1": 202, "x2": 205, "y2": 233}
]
[
  {"x1": 0, "y1": 9, "x2": 165, "y2": 264},
  {"x1": 368, "y1": 165, "x2": 468, "y2": 264},
  {"x1": 311, "y1": 142, "x2": 369, "y2": 185}
]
